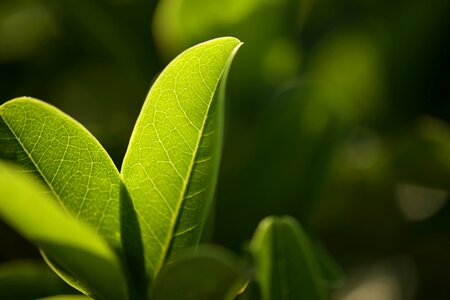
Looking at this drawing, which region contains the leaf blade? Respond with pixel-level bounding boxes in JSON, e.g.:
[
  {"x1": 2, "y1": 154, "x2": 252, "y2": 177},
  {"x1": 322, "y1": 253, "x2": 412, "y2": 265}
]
[
  {"x1": 314, "y1": 241, "x2": 345, "y2": 289},
  {"x1": 149, "y1": 246, "x2": 246, "y2": 300},
  {"x1": 121, "y1": 37, "x2": 242, "y2": 279},
  {"x1": 0, "y1": 162, "x2": 127, "y2": 300},
  {"x1": 249, "y1": 216, "x2": 328, "y2": 300},
  {"x1": 0, "y1": 260, "x2": 77, "y2": 299},
  {"x1": 0, "y1": 98, "x2": 122, "y2": 248}
]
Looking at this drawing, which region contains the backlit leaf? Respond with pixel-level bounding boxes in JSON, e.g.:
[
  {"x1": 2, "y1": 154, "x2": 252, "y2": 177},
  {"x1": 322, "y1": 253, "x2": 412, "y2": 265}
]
[
  {"x1": 0, "y1": 162, "x2": 127, "y2": 300},
  {"x1": 121, "y1": 37, "x2": 242, "y2": 280},
  {"x1": 0, "y1": 98, "x2": 122, "y2": 249}
]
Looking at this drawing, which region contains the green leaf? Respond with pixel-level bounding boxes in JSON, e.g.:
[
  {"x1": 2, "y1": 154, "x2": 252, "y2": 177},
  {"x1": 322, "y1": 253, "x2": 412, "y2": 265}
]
[
  {"x1": 314, "y1": 242, "x2": 345, "y2": 289},
  {"x1": 249, "y1": 216, "x2": 328, "y2": 300},
  {"x1": 149, "y1": 245, "x2": 246, "y2": 300},
  {"x1": 121, "y1": 37, "x2": 242, "y2": 279},
  {"x1": 0, "y1": 162, "x2": 127, "y2": 300},
  {"x1": 0, "y1": 260, "x2": 77, "y2": 299},
  {"x1": 0, "y1": 98, "x2": 122, "y2": 249}
]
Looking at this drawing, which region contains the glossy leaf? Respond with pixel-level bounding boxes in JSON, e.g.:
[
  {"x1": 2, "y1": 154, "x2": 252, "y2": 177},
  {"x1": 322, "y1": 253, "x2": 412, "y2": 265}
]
[
  {"x1": 0, "y1": 260, "x2": 76, "y2": 299},
  {"x1": 0, "y1": 162, "x2": 127, "y2": 300},
  {"x1": 149, "y1": 246, "x2": 246, "y2": 300},
  {"x1": 0, "y1": 98, "x2": 122, "y2": 249},
  {"x1": 249, "y1": 216, "x2": 328, "y2": 300},
  {"x1": 121, "y1": 37, "x2": 242, "y2": 279}
]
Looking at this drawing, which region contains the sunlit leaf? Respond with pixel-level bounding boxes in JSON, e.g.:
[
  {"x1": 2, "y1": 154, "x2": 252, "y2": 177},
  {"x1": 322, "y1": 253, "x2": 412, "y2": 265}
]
[
  {"x1": 121, "y1": 37, "x2": 242, "y2": 280},
  {"x1": 0, "y1": 98, "x2": 122, "y2": 249},
  {"x1": 0, "y1": 162, "x2": 127, "y2": 300}
]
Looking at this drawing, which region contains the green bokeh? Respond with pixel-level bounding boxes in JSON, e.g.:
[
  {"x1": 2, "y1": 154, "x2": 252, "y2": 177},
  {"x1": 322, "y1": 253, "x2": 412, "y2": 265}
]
[{"x1": 1, "y1": 0, "x2": 449, "y2": 298}]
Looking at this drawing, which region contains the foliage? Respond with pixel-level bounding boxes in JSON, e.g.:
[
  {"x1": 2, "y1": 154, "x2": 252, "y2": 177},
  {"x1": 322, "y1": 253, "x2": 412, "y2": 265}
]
[
  {"x1": 1, "y1": 0, "x2": 449, "y2": 299},
  {"x1": 0, "y1": 37, "x2": 243, "y2": 299},
  {"x1": 0, "y1": 37, "x2": 338, "y2": 299}
]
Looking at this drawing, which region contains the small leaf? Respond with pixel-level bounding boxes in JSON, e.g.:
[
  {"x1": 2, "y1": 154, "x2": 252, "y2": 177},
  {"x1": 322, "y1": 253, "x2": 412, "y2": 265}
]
[
  {"x1": 0, "y1": 161, "x2": 127, "y2": 300},
  {"x1": 0, "y1": 260, "x2": 77, "y2": 299},
  {"x1": 249, "y1": 216, "x2": 328, "y2": 300},
  {"x1": 0, "y1": 98, "x2": 122, "y2": 249},
  {"x1": 121, "y1": 37, "x2": 242, "y2": 279},
  {"x1": 149, "y1": 245, "x2": 246, "y2": 300},
  {"x1": 314, "y1": 242, "x2": 345, "y2": 288}
]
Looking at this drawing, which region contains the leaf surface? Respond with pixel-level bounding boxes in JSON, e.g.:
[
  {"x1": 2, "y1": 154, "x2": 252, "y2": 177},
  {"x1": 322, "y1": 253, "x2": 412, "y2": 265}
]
[
  {"x1": 314, "y1": 242, "x2": 344, "y2": 288},
  {"x1": 0, "y1": 260, "x2": 77, "y2": 299},
  {"x1": 0, "y1": 98, "x2": 122, "y2": 248},
  {"x1": 149, "y1": 246, "x2": 246, "y2": 300},
  {"x1": 121, "y1": 37, "x2": 242, "y2": 279},
  {"x1": 0, "y1": 162, "x2": 127, "y2": 300},
  {"x1": 249, "y1": 216, "x2": 328, "y2": 300}
]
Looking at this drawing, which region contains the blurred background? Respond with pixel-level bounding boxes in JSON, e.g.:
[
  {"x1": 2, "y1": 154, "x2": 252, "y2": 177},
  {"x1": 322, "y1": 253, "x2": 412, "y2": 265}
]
[{"x1": 0, "y1": 0, "x2": 449, "y2": 299}]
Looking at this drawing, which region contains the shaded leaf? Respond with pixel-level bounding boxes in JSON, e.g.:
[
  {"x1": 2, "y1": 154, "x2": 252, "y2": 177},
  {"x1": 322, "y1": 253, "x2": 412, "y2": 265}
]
[
  {"x1": 234, "y1": 281, "x2": 261, "y2": 300},
  {"x1": 121, "y1": 37, "x2": 242, "y2": 279},
  {"x1": 0, "y1": 98, "x2": 122, "y2": 249},
  {"x1": 0, "y1": 161, "x2": 127, "y2": 299},
  {"x1": 314, "y1": 242, "x2": 345, "y2": 288},
  {"x1": 149, "y1": 245, "x2": 246, "y2": 300},
  {"x1": 0, "y1": 260, "x2": 77, "y2": 300},
  {"x1": 249, "y1": 216, "x2": 328, "y2": 300}
]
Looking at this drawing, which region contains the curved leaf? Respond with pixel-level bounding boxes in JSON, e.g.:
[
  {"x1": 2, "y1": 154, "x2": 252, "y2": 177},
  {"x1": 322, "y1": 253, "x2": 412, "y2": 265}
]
[
  {"x1": 0, "y1": 260, "x2": 76, "y2": 299},
  {"x1": 121, "y1": 37, "x2": 242, "y2": 279},
  {"x1": 0, "y1": 98, "x2": 122, "y2": 249},
  {"x1": 314, "y1": 242, "x2": 345, "y2": 288},
  {"x1": 0, "y1": 162, "x2": 127, "y2": 299},
  {"x1": 149, "y1": 246, "x2": 246, "y2": 300},
  {"x1": 249, "y1": 216, "x2": 328, "y2": 300}
]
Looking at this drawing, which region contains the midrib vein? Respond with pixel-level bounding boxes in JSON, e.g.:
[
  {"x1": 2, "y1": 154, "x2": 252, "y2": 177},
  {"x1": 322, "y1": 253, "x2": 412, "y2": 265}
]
[
  {"x1": 154, "y1": 51, "x2": 230, "y2": 276},
  {"x1": 0, "y1": 114, "x2": 70, "y2": 215}
]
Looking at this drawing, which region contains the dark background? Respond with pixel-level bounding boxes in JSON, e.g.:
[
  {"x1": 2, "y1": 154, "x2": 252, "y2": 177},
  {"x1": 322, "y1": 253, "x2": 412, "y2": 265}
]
[{"x1": 1, "y1": 0, "x2": 449, "y2": 299}]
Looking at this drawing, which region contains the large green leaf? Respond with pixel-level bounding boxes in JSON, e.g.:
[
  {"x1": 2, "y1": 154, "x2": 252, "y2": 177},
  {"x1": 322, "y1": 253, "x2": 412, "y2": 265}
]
[
  {"x1": 249, "y1": 216, "x2": 328, "y2": 300},
  {"x1": 149, "y1": 246, "x2": 246, "y2": 300},
  {"x1": 0, "y1": 260, "x2": 77, "y2": 299},
  {"x1": 0, "y1": 98, "x2": 122, "y2": 249},
  {"x1": 121, "y1": 37, "x2": 242, "y2": 279},
  {"x1": 0, "y1": 162, "x2": 127, "y2": 300}
]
